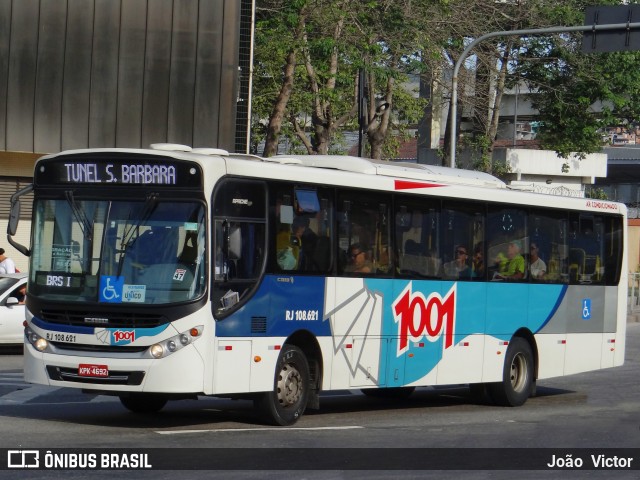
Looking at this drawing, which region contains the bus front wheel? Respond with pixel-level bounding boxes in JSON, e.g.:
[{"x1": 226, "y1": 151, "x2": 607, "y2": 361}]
[
  {"x1": 487, "y1": 337, "x2": 534, "y2": 407},
  {"x1": 256, "y1": 344, "x2": 310, "y2": 426},
  {"x1": 119, "y1": 393, "x2": 168, "y2": 414}
]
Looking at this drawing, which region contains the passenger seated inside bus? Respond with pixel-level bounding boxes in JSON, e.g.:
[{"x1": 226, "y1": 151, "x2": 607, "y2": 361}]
[
  {"x1": 472, "y1": 243, "x2": 485, "y2": 279},
  {"x1": 343, "y1": 242, "x2": 373, "y2": 274},
  {"x1": 493, "y1": 240, "x2": 525, "y2": 280},
  {"x1": 529, "y1": 242, "x2": 547, "y2": 280},
  {"x1": 442, "y1": 245, "x2": 471, "y2": 279}
]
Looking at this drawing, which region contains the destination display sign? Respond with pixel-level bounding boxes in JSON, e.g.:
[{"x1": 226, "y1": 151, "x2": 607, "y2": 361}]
[
  {"x1": 35, "y1": 271, "x2": 83, "y2": 290},
  {"x1": 35, "y1": 156, "x2": 203, "y2": 188}
]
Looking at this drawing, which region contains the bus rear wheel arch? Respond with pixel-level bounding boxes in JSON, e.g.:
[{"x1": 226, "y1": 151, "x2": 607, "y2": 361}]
[
  {"x1": 255, "y1": 344, "x2": 310, "y2": 426},
  {"x1": 487, "y1": 337, "x2": 535, "y2": 407}
]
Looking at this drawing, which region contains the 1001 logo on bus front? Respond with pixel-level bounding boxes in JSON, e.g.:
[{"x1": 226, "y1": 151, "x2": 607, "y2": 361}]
[{"x1": 392, "y1": 283, "x2": 456, "y2": 356}]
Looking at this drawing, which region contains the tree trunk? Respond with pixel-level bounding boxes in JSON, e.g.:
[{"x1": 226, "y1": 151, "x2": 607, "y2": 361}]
[
  {"x1": 263, "y1": 48, "x2": 297, "y2": 157},
  {"x1": 262, "y1": 9, "x2": 307, "y2": 157},
  {"x1": 488, "y1": 45, "x2": 511, "y2": 151}
]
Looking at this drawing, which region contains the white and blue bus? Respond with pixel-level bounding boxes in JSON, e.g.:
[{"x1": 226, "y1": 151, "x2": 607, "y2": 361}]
[{"x1": 9, "y1": 145, "x2": 627, "y2": 425}]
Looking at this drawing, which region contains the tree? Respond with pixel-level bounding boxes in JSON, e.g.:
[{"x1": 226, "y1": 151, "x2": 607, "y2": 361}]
[
  {"x1": 252, "y1": 0, "x2": 308, "y2": 156},
  {"x1": 254, "y1": 0, "x2": 640, "y2": 164},
  {"x1": 433, "y1": 0, "x2": 555, "y2": 170},
  {"x1": 253, "y1": 0, "x2": 439, "y2": 159},
  {"x1": 517, "y1": 0, "x2": 640, "y2": 158}
]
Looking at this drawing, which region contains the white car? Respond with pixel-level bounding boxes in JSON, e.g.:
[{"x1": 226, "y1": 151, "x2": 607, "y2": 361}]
[{"x1": 0, "y1": 273, "x2": 28, "y2": 345}]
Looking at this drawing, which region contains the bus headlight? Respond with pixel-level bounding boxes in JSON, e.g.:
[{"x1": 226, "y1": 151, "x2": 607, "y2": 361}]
[
  {"x1": 150, "y1": 344, "x2": 164, "y2": 359},
  {"x1": 148, "y1": 325, "x2": 203, "y2": 359},
  {"x1": 34, "y1": 338, "x2": 48, "y2": 352},
  {"x1": 25, "y1": 326, "x2": 49, "y2": 352}
]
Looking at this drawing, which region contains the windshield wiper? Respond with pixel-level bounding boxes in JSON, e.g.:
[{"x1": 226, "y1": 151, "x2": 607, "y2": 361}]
[
  {"x1": 65, "y1": 191, "x2": 93, "y2": 239},
  {"x1": 116, "y1": 193, "x2": 159, "y2": 276}
]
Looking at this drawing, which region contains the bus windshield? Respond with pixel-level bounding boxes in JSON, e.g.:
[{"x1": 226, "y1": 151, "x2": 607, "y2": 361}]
[{"x1": 30, "y1": 197, "x2": 206, "y2": 305}]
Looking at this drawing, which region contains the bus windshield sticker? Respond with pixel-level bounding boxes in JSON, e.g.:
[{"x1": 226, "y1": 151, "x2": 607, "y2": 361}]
[
  {"x1": 184, "y1": 222, "x2": 198, "y2": 231},
  {"x1": 582, "y1": 298, "x2": 592, "y2": 320},
  {"x1": 122, "y1": 285, "x2": 146, "y2": 303},
  {"x1": 99, "y1": 276, "x2": 124, "y2": 303}
]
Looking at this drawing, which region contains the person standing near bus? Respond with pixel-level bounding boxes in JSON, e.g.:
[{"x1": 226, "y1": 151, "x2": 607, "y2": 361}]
[{"x1": 0, "y1": 248, "x2": 16, "y2": 274}]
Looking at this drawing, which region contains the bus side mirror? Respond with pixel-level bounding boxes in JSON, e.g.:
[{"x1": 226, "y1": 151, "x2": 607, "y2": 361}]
[
  {"x1": 8, "y1": 199, "x2": 20, "y2": 236},
  {"x1": 7, "y1": 184, "x2": 33, "y2": 256}
]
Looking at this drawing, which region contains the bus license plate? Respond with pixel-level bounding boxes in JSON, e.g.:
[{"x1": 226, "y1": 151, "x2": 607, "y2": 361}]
[{"x1": 78, "y1": 364, "x2": 109, "y2": 377}]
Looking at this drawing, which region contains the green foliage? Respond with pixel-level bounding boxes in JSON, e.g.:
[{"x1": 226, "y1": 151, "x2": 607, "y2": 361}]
[
  {"x1": 253, "y1": 0, "x2": 447, "y2": 156},
  {"x1": 585, "y1": 187, "x2": 608, "y2": 200},
  {"x1": 254, "y1": 0, "x2": 640, "y2": 162},
  {"x1": 517, "y1": 0, "x2": 640, "y2": 158},
  {"x1": 465, "y1": 135, "x2": 511, "y2": 179}
]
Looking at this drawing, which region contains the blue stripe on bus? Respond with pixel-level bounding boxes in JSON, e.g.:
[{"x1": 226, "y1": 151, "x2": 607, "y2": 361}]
[
  {"x1": 532, "y1": 284, "x2": 568, "y2": 333},
  {"x1": 216, "y1": 275, "x2": 330, "y2": 338},
  {"x1": 217, "y1": 275, "x2": 568, "y2": 386},
  {"x1": 31, "y1": 316, "x2": 171, "y2": 345},
  {"x1": 218, "y1": 275, "x2": 567, "y2": 339}
]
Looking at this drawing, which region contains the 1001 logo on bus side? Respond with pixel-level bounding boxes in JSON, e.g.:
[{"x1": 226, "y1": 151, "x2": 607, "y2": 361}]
[{"x1": 392, "y1": 283, "x2": 457, "y2": 356}]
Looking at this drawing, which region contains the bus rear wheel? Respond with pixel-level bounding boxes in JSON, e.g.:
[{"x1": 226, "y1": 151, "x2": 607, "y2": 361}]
[
  {"x1": 256, "y1": 345, "x2": 310, "y2": 426},
  {"x1": 119, "y1": 393, "x2": 168, "y2": 413},
  {"x1": 487, "y1": 337, "x2": 534, "y2": 407}
]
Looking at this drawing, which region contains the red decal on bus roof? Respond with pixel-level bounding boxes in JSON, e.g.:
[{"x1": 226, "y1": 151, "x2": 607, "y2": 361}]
[{"x1": 394, "y1": 180, "x2": 445, "y2": 190}]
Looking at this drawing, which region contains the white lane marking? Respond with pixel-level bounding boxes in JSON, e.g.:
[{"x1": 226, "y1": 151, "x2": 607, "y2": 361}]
[
  {"x1": 0, "y1": 385, "x2": 65, "y2": 405},
  {"x1": 156, "y1": 426, "x2": 364, "y2": 435}
]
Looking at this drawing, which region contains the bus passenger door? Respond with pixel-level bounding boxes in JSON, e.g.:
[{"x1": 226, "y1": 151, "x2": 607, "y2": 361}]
[
  {"x1": 213, "y1": 340, "x2": 251, "y2": 394},
  {"x1": 349, "y1": 337, "x2": 387, "y2": 387}
]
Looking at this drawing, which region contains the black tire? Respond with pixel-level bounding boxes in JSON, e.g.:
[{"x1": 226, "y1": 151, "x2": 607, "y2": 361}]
[
  {"x1": 487, "y1": 337, "x2": 534, "y2": 407},
  {"x1": 255, "y1": 345, "x2": 310, "y2": 426},
  {"x1": 119, "y1": 393, "x2": 168, "y2": 413},
  {"x1": 361, "y1": 387, "x2": 415, "y2": 399}
]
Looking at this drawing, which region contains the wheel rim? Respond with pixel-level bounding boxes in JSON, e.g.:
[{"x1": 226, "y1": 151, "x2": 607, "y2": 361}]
[
  {"x1": 276, "y1": 362, "x2": 303, "y2": 407},
  {"x1": 510, "y1": 352, "x2": 528, "y2": 392}
]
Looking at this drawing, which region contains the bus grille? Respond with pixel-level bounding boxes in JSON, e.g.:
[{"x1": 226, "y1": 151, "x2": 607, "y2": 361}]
[
  {"x1": 39, "y1": 309, "x2": 168, "y2": 328},
  {"x1": 51, "y1": 341, "x2": 148, "y2": 354},
  {"x1": 46, "y1": 365, "x2": 145, "y2": 386}
]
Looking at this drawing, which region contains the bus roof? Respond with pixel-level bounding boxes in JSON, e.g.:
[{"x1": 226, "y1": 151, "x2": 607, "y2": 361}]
[
  {"x1": 140, "y1": 145, "x2": 506, "y2": 188},
  {"x1": 272, "y1": 155, "x2": 506, "y2": 189}
]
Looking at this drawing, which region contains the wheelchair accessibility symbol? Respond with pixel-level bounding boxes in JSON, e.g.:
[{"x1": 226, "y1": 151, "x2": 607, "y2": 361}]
[
  {"x1": 581, "y1": 298, "x2": 591, "y2": 320},
  {"x1": 100, "y1": 276, "x2": 124, "y2": 303}
]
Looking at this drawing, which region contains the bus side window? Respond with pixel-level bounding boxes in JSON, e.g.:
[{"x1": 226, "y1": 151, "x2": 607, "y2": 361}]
[
  {"x1": 440, "y1": 203, "x2": 483, "y2": 281},
  {"x1": 568, "y1": 214, "x2": 605, "y2": 284},
  {"x1": 487, "y1": 208, "x2": 527, "y2": 281},
  {"x1": 338, "y1": 190, "x2": 390, "y2": 276},
  {"x1": 528, "y1": 211, "x2": 567, "y2": 283},
  {"x1": 603, "y1": 215, "x2": 623, "y2": 285},
  {"x1": 395, "y1": 202, "x2": 441, "y2": 278}
]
